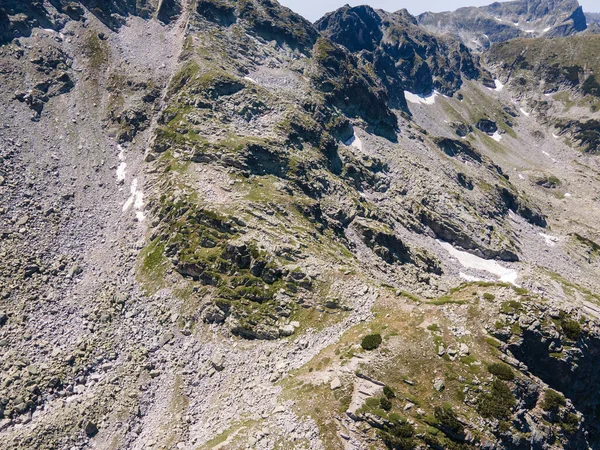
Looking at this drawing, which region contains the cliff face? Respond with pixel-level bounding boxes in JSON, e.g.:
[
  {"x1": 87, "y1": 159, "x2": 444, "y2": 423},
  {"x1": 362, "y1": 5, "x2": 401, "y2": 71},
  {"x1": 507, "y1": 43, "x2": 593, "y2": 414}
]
[
  {"x1": 418, "y1": 0, "x2": 587, "y2": 51},
  {"x1": 2, "y1": 1, "x2": 600, "y2": 449}
]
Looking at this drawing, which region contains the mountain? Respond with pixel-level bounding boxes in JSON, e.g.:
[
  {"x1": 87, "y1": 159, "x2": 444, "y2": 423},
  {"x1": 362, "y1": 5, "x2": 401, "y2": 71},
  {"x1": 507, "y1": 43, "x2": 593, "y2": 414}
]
[
  {"x1": 586, "y1": 11, "x2": 600, "y2": 26},
  {"x1": 2, "y1": 1, "x2": 600, "y2": 449},
  {"x1": 315, "y1": 5, "x2": 495, "y2": 102},
  {"x1": 418, "y1": 0, "x2": 588, "y2": 51}
]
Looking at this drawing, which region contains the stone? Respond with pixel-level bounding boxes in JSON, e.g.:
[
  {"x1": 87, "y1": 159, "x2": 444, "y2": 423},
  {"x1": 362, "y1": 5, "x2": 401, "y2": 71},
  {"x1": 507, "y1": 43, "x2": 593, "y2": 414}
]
[
  {"x1": 433, "y1": 378, "x2": 445, "y2": 392},
  {"x1": 330, "y1": 377, "x2": 342, "y2": 390},
  {"x1": 15, "y1": 216, "x2": 29, "y2": 227},
  {"x1": 211, "y1": 352, "x2": 225, "y2": 371},
  {"x1": 83, "y1": 421, "x2": 98, "y2": 437},
  {"x1": 279, "y1": 325, "x2": 295, "y2": 337},
  {"x1": 459, "y1": 343, "x2": 470, "y2": 356}
]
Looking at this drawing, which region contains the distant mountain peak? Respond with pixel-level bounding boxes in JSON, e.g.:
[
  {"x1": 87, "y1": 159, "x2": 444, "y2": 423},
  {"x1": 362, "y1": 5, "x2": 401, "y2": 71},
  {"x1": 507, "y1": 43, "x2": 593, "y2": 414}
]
[{"x1": 418, "y1": 0, "x2": 587, "y2": 51}]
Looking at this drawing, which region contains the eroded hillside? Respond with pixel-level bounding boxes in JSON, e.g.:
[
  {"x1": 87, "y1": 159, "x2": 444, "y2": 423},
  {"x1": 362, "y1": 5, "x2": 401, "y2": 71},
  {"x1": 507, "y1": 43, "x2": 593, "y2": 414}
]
[{"x1": 1, "y1": 1, "x2": 600, "y2": 450}]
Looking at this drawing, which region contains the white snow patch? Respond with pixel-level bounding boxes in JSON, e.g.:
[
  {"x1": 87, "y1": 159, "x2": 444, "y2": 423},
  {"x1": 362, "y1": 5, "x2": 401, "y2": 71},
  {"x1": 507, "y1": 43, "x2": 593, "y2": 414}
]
[
  {"x1": 552, "y1": 133, "x2": 559, "y2": 139},
  {"x1": 123, "y1": 178, "x2": 145, "y2": 220},
  {"x1": 494, "y1": 17, "x2": 502, "y2": 22},
  {"x1": 543, "y1": 27, "x2": 551, "y2": 32},
  {"x1": 438, "y1": 240, "x2": 520, "y2": 286},
  {"x1": 491, "y1": 131, "x2": 503, "y2": 142},
  {"x1": 345, "y1": 131, "x2": 363, "y2": 151},
  {"x1": 493, "y1": 79, "x2": 504, "y2": 92},
  {"x1": 564, "y1": 193, "x2": 572, "y2": 198},
  {"x1": 404, "y1": 90, "x2": 439, "y2": 105},
  {"x1": 116, "y1": 145, "x2": 127, "y2": 182},
  {"x1": 518, "y1": 174, "x2": 525, "y2": 180},
  {"x1": 541, "y1": 150, "x2": 550, "y2": 157},
  {"x1": 539, "y1": 233, "x2": 558, "y2": 247},
  {"x1": 520, "y1": 108, "x2": 530, "y2": 117},
  {"x1": 243, "y1": 76, "x2": 257, "y2": 83},
  {"x1": 525, "y1": 29, "x2": 536, "y2": 33}
]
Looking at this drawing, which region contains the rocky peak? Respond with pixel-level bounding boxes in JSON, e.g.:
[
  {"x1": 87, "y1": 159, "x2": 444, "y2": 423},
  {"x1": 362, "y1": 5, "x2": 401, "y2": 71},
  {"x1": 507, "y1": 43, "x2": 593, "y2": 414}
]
[{"x1": 316, "y1": 5, "x2": 492, "y2": 105}]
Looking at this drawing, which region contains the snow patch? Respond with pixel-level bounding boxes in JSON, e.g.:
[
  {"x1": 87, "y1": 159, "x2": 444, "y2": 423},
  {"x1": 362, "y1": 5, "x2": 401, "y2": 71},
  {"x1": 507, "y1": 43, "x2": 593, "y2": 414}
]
[
  {"x1": 525, "y1": 29, "x2": 536, "y2": 33},
  {"x1": 243, "y1": 76, "x2": 257, "y2": 84},
  {"x1": 564, "y1": 193, "x2": 572, "y2": 198},
  {"x1": 116, "y1": 145, "x2": 127, "y2": 183},
  {"x1": 123, "y1": 178, "x2": 145, "y2": 221},
  {"x1": 543, "y1": 27, "x2": 551, "y2": 32},
  {"x1": 491, "y1": 131, "x2": 503, "y2": 142},
  {"x1": 404, "y1": 90, "x2": 439, "y2": 105},
  {"x1": 493, "y1": 79, "x2": 504, "y2": 92},
  {"x1": 539, "y1": 233, "x2": 558, "y2": 247},
  {"x1": 518, "y1": 174, "x2": 525, "y2": 180},
  {"x1": 552, "y1": 133, "x2": 559, "y2": 139},
  {"x1": 519, "y1": 108, "x2": 530, "y2": 117},
  {"x1": 438, "y1": 240, "x2": 519, "y2": 286},
  {"x1": 345, "y1": 131, "x2": 363, "y2": 151}
]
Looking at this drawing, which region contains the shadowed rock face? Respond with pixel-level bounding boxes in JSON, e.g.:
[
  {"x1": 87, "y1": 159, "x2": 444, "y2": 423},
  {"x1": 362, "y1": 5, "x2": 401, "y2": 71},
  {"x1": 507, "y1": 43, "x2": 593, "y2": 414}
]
[
  {"x1": 418, "y1": 0, "x2": 587, "y2": 51},
  {"x1": 509, "y1": 327, "x2": 600, "y2": 444},
  {"x1": 316, "y1": 5, "x2": 492, "y2": 105}
]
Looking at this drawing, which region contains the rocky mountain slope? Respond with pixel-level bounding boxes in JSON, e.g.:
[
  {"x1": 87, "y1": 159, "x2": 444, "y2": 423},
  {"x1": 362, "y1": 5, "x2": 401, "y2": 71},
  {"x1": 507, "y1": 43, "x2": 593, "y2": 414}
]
[
  {"x1": 1, "y1": 0, "x2": 600, "y2": 449},
  {"x1": 418, "y1": 0, "x2": 588, "y2": 51}
]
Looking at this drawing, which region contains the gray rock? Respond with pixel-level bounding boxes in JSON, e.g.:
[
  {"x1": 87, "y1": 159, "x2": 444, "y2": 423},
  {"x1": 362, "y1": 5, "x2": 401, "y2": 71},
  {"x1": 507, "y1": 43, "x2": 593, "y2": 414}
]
[
  {"x1": 279, "y1": 324, "x2": 295, "y2": 337},
  {"x1": 211, "y1": 352, "x2": 225, "y2": 371},
  {"x1": 330, "y1": 377, "x2": 342, "y2": 390}
]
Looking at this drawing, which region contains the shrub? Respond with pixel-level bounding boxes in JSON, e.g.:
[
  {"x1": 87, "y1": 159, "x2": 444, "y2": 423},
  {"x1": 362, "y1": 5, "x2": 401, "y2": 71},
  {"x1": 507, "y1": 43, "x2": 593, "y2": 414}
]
[
  {"x1": 560, "y1": 317, "x2": 582, "y2": 341},
  {"x1": 380, "y1": 397, "x2": 393, "y2": 412},
  {"x1": 378, "y1": 419, "x2": 416, "y2": 450},
  {"x1": 361, "y1": 333, "x2": 382, "y2": 350},
  {"x1": 560, "y1": 412, "x2": 580, "y2": 434},
  {"x1": 434, "y1": 404, "x2": 464, "y2": 435},
  {"x1": 542, "y1": 389, "x2": 566, "y2": 412},
  {"x1": 384, "y1": 385, "x2": 396, "y2": 399},
  {"x1": 477, "y1": 380, "x2": 516, "y2": 420},
  {"x1": 487, "y1": 362, "x2": 515, "y2": 381},
  {"x1": 483, "y1": 293, "x2": 495, "y2": 301}
]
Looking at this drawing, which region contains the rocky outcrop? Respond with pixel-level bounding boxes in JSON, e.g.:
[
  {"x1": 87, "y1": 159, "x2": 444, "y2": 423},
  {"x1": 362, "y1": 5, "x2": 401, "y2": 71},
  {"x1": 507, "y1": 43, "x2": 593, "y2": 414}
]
[
  {"x1": 0, "y1": 0, "x2": 183, "y2": 43},
  {"x1": 493, "y1": 307, "x2": 600, "y2": 446},
  {"x1": 418, "y1": 0, "x2": 587, "y2": 51}
]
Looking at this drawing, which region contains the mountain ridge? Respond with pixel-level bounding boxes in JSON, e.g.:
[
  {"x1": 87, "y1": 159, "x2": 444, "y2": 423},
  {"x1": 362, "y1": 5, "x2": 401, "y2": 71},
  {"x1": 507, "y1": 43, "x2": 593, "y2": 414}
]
[
  {"x1": 418, "y1": 0, "x2": 588, "y2": 51},
  {"x1": 1, "y1": 0, "x2": 600, "y2": 449}
]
